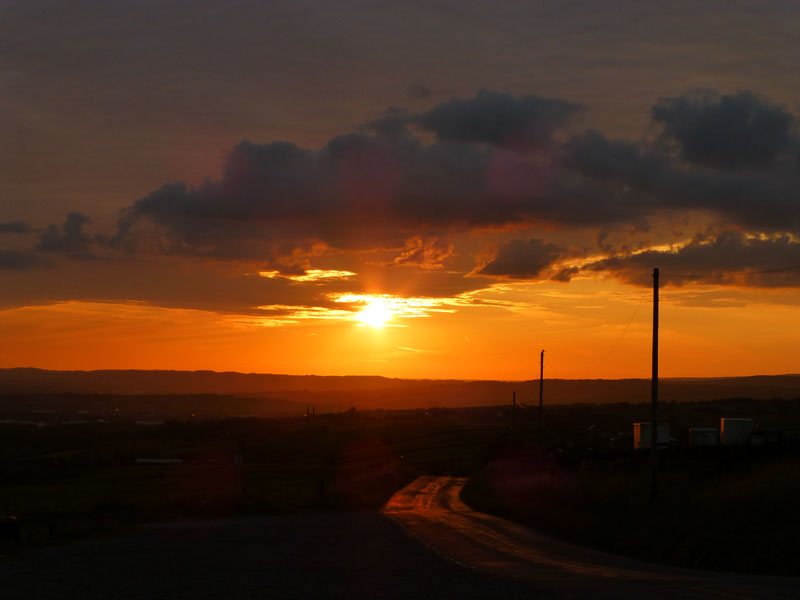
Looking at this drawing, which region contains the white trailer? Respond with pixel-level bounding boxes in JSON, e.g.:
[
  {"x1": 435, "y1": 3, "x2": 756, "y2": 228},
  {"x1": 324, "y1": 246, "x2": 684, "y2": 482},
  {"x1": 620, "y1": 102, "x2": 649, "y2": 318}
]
[
  {"x1": 633, "y1": 422, "x2": 670, "y2": 449},
  {"x1": 720, "y1": 418, "x2": 754, "y2": 445}
]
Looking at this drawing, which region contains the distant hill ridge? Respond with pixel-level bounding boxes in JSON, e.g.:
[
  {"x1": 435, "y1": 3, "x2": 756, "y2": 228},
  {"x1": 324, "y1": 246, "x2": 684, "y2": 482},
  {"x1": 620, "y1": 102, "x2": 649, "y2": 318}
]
[
  {"x1": 0, "y1": 367, "x2": 402, "y2": 394},
  {"x1": 1, "y1": 368, "x2": 799, "y2": 409}
]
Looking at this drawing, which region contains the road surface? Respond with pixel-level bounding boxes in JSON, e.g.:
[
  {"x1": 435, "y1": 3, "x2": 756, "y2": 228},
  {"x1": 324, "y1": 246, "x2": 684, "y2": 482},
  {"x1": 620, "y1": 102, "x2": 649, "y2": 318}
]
[
  {"x1": 383, "y1": 476, "x2": 800, "y2": 600},
  {"x1": 0, "y1": 510, "x2": 534, "y2": 599}
]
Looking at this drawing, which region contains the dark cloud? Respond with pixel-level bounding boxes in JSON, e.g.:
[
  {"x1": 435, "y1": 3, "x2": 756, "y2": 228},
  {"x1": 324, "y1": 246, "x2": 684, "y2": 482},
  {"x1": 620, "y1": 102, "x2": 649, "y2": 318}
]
[
  {"x1": 362, "y1": 107, "x2": 412, "y2": 137},
  {"x1": 583, "y1": 231, "x2": 800, "y2": 287},
  {"x1": 0, "y1": 249, "x2": 50, "y2": 270},
  {"x1": 32, "y1": 89, "x2": 800, "y2": 301},
  {"x1": 391, "y1": 237, "x2": 453, "y2": 269},
  {"x1": 38, "y1": 212, "x2": 98, "y2": 259},
  {"x1": 100, "y1": 88, "x2": 799, "y2": 272},
  {"x1": 478, "y1": 238, "x2": 567, "y2": 279},
  {"x1": 107, "y1": 135, "x2": 608, "y2": 264},
  {"x1": 0, "y1": 221, "x2": 32, "y2": 234},
  {"x1": 652, "y1": 90, "x2": 796, "y2": 169},
  {"x1": 115, "y1": 135, "x2": 506, "y2": 261},
  {"x1": 551, "y1": 266, "x2": 579, "y2": 283},
  {"x1": 364, "y1": 90, "x2": 583, "y2": 149},
  {"x1": 563, "y1": 130, "x2": 663, "y2": 182},
  {"x1": 417, "y1": 90, "x2": 582, "y2": 148},
  {"x1": 562, "y1": 129, "x2": 799, "y2": 232}
]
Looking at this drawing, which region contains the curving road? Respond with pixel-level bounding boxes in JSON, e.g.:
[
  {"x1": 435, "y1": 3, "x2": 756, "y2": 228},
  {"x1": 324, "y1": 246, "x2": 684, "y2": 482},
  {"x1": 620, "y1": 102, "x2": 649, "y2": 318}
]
[
  {"x1": 0, "y1": 510, "x2": 534, "y2": 599},
  {"x1": 382, "y1": 476, "x2": 800, "y2": 600}
]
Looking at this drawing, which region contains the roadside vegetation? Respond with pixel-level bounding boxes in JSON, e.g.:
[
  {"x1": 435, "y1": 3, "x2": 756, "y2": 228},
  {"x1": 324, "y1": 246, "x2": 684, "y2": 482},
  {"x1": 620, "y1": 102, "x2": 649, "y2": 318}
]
[
  {"x1": 461, "y1": 397, "x2": 800, "y2": 576},
  {"x1": 0, "y1": 404, "x2": 503, "y2": 552}
]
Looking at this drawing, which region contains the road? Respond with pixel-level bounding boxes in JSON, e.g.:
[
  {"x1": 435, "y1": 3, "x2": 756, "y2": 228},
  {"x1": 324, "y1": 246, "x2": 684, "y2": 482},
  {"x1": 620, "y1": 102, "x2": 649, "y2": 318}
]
[
  {"x1": 383, "y1": 476, "x2": 800, "y2": 600},
  {"x1": 0, "y1": 511, "x2": 534, "y2": 599}
]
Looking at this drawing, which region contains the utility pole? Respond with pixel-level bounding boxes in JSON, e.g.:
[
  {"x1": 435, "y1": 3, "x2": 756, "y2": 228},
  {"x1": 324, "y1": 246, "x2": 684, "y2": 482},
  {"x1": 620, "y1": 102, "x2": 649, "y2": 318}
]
[
  {"x1": 538, "y1": 350, "x2": 544, "y2": 428},
  {"x1": 512, "y1": 390, "x2": 517, "y2": 432},
  {"x1": 651, "y1": 267, "x2": 659, "y2": 502}
]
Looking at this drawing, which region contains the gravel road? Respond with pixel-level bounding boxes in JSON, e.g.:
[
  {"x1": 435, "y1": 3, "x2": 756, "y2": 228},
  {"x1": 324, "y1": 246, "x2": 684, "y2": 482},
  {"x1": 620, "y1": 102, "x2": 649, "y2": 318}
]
[{"x1": 1, "y1": 511, "x2": 537, "y2": 599}]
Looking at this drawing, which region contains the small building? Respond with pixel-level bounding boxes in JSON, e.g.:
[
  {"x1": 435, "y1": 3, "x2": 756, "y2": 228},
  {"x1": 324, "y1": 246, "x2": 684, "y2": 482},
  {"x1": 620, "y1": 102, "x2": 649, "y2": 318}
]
[
  {"x1": 689, "y1": 427, "x2": 719, "y2": 447},
  {"x1": 720, "y1": 418, "x2": 754, "y2": 446},
  {"x1": 633, "y1": 422, "x2": 670, "y2": 449}
]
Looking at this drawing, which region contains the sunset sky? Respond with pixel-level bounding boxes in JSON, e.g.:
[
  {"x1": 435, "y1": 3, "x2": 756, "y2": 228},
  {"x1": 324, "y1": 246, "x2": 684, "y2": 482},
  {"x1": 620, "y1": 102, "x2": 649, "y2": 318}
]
[{"x1": 2, "y1": 1, "x2": 799, "y2": 380}]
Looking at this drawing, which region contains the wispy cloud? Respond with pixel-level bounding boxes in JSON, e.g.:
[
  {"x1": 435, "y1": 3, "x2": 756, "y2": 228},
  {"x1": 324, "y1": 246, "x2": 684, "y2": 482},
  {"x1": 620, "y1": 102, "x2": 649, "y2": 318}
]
[{"x1": 259, "y1": 269, "x2": 356, "y2": 282}]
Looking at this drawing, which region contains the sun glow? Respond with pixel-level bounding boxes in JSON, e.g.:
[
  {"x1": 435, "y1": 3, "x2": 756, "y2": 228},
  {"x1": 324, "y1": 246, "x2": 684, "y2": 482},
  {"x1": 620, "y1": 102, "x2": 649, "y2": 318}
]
[
  {"x1": 330, "y1": 293, "x2": 460, "y2": 328},
  {"x1": 357, "y1": 297, "x2": 393, "y2": 328}
]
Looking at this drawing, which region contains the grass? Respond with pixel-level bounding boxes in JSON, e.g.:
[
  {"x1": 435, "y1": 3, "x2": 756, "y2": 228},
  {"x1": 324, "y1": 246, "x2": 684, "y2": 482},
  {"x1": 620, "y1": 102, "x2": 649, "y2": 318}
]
[
  {"x1": 461, "y1": 443, "x2": 800, "y2": 575},
  {"x1": 0, "y1": 410, "x2": 508, "y2": 551}
]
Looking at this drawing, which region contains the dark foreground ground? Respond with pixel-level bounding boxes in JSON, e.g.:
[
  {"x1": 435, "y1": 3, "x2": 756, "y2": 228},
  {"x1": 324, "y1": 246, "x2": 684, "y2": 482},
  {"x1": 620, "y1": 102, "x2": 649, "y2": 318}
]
[{"x1": 0, "y1": 511, "x2": 536, "y2": 600}]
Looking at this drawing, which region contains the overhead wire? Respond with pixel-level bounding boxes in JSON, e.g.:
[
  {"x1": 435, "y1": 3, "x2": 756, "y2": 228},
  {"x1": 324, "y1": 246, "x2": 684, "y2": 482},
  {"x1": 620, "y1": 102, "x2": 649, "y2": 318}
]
[
  {"x1": 593, "y1": 290, "x2": 650, "y2": 376},
  {"x1": 539, "y1": 260, "x2": 799, "y2": 379},
  {"x1": 589, "y1": 261, "x2": 800, "y2": 375}
]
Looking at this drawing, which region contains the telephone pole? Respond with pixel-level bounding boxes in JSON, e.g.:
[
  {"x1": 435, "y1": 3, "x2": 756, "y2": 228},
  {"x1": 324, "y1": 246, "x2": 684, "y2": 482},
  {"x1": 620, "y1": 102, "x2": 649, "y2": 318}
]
[
  {"x1": 651, "y1": 267, "x2": 659, "y2": 502},
  {"x1": 538, "y1": 350, "x2": 544, "y2": 428},
  {"x1": 512, "y1": 390, "x2": 517, "y2": 432}
]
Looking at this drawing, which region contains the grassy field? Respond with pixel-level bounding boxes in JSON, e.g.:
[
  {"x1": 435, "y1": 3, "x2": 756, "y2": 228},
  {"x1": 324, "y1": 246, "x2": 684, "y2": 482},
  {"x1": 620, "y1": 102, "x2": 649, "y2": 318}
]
[
  {"x1": 461, "y1": 398, "x2": 800, "y2": 576},
  {"x1": 0, "y1": 407, "x2": 508, "y2": 550}
]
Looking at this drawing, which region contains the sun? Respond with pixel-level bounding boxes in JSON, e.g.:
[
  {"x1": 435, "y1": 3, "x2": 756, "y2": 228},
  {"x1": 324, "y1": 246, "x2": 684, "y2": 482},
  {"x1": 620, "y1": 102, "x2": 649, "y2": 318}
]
[{"x1": 357, "y1": 297, "x2": 393, "y2": 328}]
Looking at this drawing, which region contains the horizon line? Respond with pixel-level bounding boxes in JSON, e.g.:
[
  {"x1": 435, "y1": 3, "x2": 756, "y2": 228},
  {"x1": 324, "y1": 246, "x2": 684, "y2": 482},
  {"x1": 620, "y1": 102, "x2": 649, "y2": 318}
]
[{"x1": 3, "y1": 366, "x2": 799, "y2": 384}]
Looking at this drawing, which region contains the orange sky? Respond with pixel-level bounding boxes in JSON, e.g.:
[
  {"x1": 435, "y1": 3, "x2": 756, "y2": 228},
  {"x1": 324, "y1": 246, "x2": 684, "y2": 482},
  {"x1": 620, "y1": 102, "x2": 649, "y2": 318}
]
[{"x1": 2, "y1": 277, "x2": 798, "y2": 380}]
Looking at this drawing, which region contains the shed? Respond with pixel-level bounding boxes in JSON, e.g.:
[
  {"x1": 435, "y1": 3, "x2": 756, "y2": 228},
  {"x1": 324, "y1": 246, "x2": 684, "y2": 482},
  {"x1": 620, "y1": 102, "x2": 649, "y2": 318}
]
[
  {"x1": 633, "y1": 422, "x2": 670, "y2": 449},
  {"x1": 689, "y1": 427, "x2": 719, "y2": 447},
  {"x1": 720, "y1": 418, "x2": 754, "y2": 446}
]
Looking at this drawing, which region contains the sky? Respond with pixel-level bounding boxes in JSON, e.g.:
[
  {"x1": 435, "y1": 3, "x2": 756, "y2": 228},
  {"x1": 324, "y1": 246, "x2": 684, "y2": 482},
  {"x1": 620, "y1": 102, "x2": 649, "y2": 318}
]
[{"x1": 2, "y1": 1, "x2": 799, "y2": 380}]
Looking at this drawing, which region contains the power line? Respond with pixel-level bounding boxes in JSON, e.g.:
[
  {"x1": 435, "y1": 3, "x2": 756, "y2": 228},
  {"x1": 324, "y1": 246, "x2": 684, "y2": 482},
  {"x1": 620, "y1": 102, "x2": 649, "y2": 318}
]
[
  {"x1": 752, "y1": 264, "x2": 800, "y2": 274},
  {"x1": 551, "y1": 261, "x2": 800, "y2": 379},
  {"x1": 594, "y1": 290, "x2": 649, "y2": 375}
]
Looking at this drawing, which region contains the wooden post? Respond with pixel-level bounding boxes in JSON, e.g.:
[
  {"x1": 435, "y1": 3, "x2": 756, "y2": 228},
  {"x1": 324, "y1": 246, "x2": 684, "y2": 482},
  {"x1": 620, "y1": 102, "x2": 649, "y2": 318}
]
[
  {"x1": 512, "y1": 390, "x2": 517, "y2": 431},
  {"x1": 538, "y1": 349, "x2": 544, "y2": 428},
  {"x1": 651, "y1": 267, "x2": 659, "y2": 502}
]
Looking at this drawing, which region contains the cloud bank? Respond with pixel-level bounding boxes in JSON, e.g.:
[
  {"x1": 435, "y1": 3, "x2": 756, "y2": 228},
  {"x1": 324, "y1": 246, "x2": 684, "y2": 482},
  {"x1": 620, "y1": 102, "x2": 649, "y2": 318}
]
[
  {"x1": 652, "y1": 90, "x2": 796, "y2": 170},
  {"x1": 583, "y1": 232, "x2": 800, "y2": 287},
  {"x1": 6, "y1": 89, "x2": 800, "y2": 315}
]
